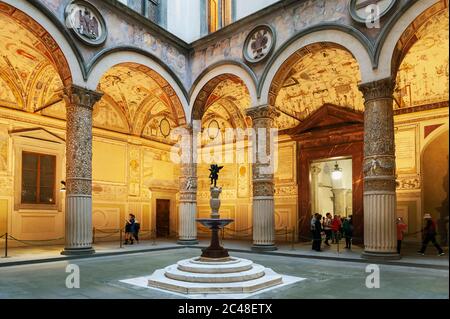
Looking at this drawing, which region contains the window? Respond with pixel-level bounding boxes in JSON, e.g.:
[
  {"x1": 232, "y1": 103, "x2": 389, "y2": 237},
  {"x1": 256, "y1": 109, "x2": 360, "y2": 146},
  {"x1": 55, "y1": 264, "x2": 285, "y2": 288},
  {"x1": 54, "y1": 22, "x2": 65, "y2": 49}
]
[
  {"x1": 21, "y1": 152, "x2": 56, "y2": 205},
  {"x1": 208, "y1": 0, "x2": 232, "y2": 33}
]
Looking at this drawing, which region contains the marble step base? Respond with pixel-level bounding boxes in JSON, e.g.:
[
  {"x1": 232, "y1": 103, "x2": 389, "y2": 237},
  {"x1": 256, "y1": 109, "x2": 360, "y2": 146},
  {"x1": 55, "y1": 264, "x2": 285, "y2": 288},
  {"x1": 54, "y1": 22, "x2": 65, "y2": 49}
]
[
  {"x1": 148, "y1": 267, "x2": 282, "y2": 294},
  {"x1": 147, "y1": 256, "x2": 284, "y2": 294}
]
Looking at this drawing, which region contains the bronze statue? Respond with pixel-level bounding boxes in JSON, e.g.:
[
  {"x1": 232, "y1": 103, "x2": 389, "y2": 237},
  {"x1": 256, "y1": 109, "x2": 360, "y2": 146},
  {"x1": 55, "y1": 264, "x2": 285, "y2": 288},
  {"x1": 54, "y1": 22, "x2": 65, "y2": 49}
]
[{"x1": 209, "y1": 164, "x2": 223, "y2": 188}]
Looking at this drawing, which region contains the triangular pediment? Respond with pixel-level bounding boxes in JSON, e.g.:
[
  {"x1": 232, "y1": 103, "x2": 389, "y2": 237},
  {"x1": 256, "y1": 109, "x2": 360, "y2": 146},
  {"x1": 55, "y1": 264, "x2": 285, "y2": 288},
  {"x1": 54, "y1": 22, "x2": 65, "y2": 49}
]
[
  {"x1": 288, "y1": 104, "x2": 363, "y2": 136},
  {"x1": 9, "y1": 128, "x2": 65, "y2": 144}
]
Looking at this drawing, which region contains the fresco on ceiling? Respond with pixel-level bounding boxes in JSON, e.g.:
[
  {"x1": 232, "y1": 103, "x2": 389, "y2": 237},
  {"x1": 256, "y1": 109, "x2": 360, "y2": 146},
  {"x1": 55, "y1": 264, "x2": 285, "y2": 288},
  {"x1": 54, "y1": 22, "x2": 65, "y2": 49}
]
[
  {"x1": 97, "y1": 63, "x2": 184, "y2": 143},
  {"x1": 394, "y1": 10, "x2": 449, "y2": 109},
  {"x1": 200, "y1": 78, "x2": 250, "y2": 144},
  {"x1": 0, "y1": 9, "x2": 66, "y2": 118},
  {"x1": 275, "y1": 47, "x2": 364, "y2": 130}
]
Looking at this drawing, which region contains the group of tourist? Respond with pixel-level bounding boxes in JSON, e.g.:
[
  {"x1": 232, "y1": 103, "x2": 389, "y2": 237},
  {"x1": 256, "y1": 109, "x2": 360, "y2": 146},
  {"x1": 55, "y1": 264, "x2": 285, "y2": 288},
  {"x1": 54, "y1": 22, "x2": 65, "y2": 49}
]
[
  {"x1": 310, "y1": 212, "x2": 445, "y2": 256},
  {"x1": 310, "y1": 213, "x2": 353, "y2": 252},
  {"x1": 124, "y1": 214, "x2": 140, "y2": 245}
]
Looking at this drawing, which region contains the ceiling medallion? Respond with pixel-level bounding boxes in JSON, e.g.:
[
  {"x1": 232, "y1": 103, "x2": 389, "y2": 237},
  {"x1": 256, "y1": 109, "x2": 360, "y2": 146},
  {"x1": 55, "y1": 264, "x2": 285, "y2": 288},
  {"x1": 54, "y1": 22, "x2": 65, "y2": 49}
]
[
  {"x1": 207, "y1": 120, "x2": 220, "y2": 140},
  {"x1": 65, "y1": 0, "x2": 107, "y2": 46},
  {"x1": 159, "y1": 118, "x2": 171, "y2": 138},
  {"x1": 349, "y1": 0, "x2": 397, "y2": 24},
  {"x1": 243, "y1": 24, "x2": 276, "y2": 64}
]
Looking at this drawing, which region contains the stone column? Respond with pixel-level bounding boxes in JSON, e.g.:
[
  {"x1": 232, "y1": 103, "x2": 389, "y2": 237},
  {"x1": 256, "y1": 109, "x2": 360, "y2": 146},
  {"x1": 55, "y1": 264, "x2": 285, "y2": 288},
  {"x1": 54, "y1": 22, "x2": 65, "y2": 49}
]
[
  {"x1": 61, "y1": 85, "x2": 102, "y2": 255},
  {"x1": 247, "y1": 105, "x2": 279, "y2": 251},
  {"x1": 359, "y1": 77, "x2": 399, "y2": 260},
  {"x1": 177, "y1": 126, "x2": 198, "y2": 245},
  {"x1": 310, "y1": 165, "x2": 321, "y2": 214}
]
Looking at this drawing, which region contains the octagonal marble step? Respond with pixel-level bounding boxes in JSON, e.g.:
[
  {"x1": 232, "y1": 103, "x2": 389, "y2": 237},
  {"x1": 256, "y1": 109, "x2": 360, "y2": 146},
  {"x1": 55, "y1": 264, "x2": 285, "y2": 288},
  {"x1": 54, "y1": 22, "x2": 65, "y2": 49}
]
[
  {"x1": 165, "y1": 263, "x2": 266, "y2": 283},
  {"x1": 148, "y1": 267, "x2": 283, "y2": 294},
  {"x1": 147, "y1": 256, "x2": 284, "y2": 294},
  {"x1": 177, "y1": 257, "x2": 254, "y2": 274}
]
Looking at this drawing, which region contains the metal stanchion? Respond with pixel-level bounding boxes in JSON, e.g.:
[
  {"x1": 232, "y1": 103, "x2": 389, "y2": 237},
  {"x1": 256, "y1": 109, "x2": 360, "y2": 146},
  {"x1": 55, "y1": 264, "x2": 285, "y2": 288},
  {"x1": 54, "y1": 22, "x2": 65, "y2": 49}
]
[
  {"x1": 4, "y1": 233, "x2": 8, "y2": 258},
  {"x1": 285, "y1": 226, "x2": 288, "y2": 242},
  {"x1": 92, "y1": 227, "x2": 95, "y2": 244},
  {"x1": 119, "y1": 229, "x2": 123, "y2": 248},
  {"x1": 336, "y1": 231, "x2": 340, "y2": 255},
  {"x1": 291, "y1": 228, "x2": 295, "y2": 250}
]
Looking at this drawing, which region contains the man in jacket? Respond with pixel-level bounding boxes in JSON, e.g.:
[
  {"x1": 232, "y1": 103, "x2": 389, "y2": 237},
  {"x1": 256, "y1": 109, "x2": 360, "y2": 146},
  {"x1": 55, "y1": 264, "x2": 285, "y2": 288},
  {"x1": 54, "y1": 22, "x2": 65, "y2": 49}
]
[
  {"x1": 323, "y1": 213, "x2": 332, "y2": 246},
  {"x1": 418, "y1": 213, "x2": 445, "y2": 256}
]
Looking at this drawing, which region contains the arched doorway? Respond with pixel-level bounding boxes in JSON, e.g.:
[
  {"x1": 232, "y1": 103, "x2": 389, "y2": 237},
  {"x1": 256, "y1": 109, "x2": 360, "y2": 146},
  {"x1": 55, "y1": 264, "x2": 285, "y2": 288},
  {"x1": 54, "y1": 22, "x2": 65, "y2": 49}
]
[
  {"x1": 268, "y1": 43, "x2": 365, "y2": 242},
  {"x1": 422, "y1": 129, "x2": 449, "y2": 245}
]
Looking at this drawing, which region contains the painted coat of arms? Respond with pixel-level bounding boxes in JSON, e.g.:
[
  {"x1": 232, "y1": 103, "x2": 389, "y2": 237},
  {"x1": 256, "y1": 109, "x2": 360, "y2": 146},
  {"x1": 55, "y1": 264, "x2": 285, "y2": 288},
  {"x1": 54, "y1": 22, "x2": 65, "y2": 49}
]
[{"x1": 65, "y1": 0, "x2": 107, "y2": 46}]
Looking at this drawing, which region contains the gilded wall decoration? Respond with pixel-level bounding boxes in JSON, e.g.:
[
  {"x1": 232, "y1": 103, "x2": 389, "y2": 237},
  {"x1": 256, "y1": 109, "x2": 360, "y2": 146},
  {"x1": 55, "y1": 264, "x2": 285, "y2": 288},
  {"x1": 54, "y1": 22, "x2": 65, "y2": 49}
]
[
  {"x1": 396, "y1": 175, "x2": 421, "y2": 190},
  {"x1": 0, "y1": 138, "x2": 7, "y2": 172},
  {"x1": 92, "y1": 183, "x2": 128, "y2": 201},
  {"x1": 275, "y1": 46, "x2": 364, "y2": 130},
  {"x1": 395, "y1": 10, "x2": 449, "y2": 109},
  {"x1": 128, "y1": 145, "x2": 141, "y2": 196},
  {"x1": 92, "y1": 99, "x2": 129, "y2": 133},
  {"x1": 0, "y1": 176, "x2": 13, "y2": 196}
]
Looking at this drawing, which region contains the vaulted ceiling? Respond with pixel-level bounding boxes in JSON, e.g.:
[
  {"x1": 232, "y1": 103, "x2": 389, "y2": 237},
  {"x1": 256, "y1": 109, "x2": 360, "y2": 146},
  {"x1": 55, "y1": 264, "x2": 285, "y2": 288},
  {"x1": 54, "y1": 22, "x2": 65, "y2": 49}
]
[
  {"x1": 0, "y1": 7, "x2": 68, "y2": 118},
  {"x1": 274, "y1": 46, "x2": 364, "y2": 130},
  {"x1": 96, "y1": 63, "x2": 186, "y2": 142},
  {"x1": 200, "y1": 77, "x2": 251, "y2": 143},
  {"x1": 394, "y1": 9, "x2": 449, "y2": 109}
]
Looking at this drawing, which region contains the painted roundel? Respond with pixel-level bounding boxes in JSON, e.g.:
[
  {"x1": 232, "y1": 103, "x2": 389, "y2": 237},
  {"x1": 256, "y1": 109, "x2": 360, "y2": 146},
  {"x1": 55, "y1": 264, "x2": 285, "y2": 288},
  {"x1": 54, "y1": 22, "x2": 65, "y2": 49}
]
[
  {"x1": 243, "y1": 25, "x2": 276, "y2": 63},
  {"x1": 65, "y1": 0, "x2": 107, "y2": 46},
  {"x1": 207, "y1": 119, "x2": 220, "y2": 140},
  {"x1": 349, "y1": 0, "x2": 397, "y2": 24},
  {"x1": 159, "y1": 118, "x2": 171, "y2": 138}
]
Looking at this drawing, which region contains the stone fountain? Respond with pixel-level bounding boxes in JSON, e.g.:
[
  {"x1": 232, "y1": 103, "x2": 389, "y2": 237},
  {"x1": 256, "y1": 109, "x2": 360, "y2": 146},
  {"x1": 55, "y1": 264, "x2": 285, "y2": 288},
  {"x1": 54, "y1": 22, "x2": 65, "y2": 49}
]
[{"x1": 141, "y1": 165, "x2": 297, "y2": 295}]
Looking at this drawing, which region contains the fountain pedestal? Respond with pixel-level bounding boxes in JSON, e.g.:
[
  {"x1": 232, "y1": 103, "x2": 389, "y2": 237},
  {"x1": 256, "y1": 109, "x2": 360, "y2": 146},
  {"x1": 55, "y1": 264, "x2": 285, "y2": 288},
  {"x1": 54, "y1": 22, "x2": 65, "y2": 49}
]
[
  {"x1": 196, "y1": 186, "x2": 234, "y2": 259},
  {"x1": 196, "y1": 218, "x2": 233, "y2": 259}
]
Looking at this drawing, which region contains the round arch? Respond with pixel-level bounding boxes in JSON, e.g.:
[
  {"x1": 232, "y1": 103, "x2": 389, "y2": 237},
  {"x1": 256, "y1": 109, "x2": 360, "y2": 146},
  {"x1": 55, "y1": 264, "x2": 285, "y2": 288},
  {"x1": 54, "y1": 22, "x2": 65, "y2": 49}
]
[
  {"x1": 377, "y1": 0, "x2": 444, "y2": 81},
  {"x1": 86, "y1": 49, "x2": 189, "y2": 123},
  {"x1": 259, "y1": 27, "x2": 374, "y2": 105},
  {"x1": 189, "y1": 64, "x2": 258, "y2": 123},
  {"x1": 1, "y1": 0, "x2": 84, "y2": 86}
]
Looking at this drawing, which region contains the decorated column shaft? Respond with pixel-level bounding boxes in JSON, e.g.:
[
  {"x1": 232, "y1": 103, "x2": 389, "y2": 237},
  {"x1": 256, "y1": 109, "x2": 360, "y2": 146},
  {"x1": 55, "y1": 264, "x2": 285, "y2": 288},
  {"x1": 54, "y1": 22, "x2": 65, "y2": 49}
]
[
  {"x1": 178, "y1": 126, "x2": 198, "y2": 245},
  {"x1": 62, "y1": 85, "x2": 102, "y2": 255},
  {"x1": 247, "y1": 105, "x2": 279, "y2": 251},
  {"x1": 359, "y1": 77, "x2": 399, "y2": 260}
]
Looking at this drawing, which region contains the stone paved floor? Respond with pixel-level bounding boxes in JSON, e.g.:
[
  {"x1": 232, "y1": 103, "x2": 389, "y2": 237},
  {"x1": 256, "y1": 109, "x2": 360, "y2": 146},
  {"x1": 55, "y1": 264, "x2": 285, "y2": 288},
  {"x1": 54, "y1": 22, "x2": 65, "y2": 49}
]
[
  {"x1": 0, "y1": 238, "x2": 448, "y2": 269},
  {"x1": 0, "y1": 248, "x2": 448, "y2": 299}
]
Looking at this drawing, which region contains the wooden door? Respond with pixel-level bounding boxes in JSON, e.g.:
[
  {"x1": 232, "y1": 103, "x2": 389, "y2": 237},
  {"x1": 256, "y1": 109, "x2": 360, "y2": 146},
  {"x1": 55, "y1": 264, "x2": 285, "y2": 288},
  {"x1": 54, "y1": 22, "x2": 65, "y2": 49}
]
[{"x1": 156, "y1": 199, "x2": 170, "y2": 237}]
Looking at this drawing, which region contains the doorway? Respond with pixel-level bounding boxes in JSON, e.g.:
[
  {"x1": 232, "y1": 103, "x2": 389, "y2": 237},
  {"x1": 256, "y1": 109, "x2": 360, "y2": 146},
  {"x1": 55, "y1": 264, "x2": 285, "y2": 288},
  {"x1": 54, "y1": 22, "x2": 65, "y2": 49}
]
[
  {"x1": 156, "y1": 199, "x2": 170, "y2": 237},
  {"x1": 310, "y1": 157, "x2": 353, "y2": 217}
]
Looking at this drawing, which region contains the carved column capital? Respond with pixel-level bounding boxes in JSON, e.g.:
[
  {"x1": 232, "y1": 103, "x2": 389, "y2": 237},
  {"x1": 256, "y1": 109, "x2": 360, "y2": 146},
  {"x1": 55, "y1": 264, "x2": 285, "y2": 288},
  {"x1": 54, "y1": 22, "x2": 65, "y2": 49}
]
[
  {"x1": 358, "y1": 77, "x2": 395, "y2": 103},
  {"x1": 64, "y1": 85, "x2": 103, "y2": 110},
  {"x1": 246, "y1": 105, "x2": 279, "y2": 121}
]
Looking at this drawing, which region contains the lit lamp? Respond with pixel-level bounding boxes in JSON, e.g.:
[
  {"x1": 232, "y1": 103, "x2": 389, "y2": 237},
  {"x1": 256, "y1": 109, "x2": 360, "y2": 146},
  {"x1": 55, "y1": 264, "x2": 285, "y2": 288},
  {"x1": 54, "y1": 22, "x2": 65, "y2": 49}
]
[
  {"x1": 60, "y1": 180, "x2": 66, "y2": 192},
  {"x1": 331, "y1": 162, "x2": 342, "y2": 180}
]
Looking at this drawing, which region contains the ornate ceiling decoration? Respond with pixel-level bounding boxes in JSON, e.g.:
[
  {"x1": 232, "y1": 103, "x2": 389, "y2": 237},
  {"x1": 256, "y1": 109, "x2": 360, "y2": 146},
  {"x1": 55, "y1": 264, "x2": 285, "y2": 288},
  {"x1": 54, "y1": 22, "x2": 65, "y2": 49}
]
[
  {"x1": 0, "y1": 4, "x2": 71, "y2": 118},
  {"x1": 274, "y1": 45, "x2": 364, "y2": 130},
  {"x1": 200, "y1": 77, "x2": 251, "y2": 144},
  {"x1": 394, "y1": 9, "x2": 449, "y2": 109},
  {"x1": 97, "y1": 63, "x2": 185, "y2": 142}
]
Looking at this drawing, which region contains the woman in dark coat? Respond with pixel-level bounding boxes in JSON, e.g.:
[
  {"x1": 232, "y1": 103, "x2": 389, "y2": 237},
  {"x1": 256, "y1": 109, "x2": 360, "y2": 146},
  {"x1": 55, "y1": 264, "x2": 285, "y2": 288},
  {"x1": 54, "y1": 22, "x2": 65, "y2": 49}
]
[{"x1": 312, "y1": 214, "x2": 323, "y2": 252}]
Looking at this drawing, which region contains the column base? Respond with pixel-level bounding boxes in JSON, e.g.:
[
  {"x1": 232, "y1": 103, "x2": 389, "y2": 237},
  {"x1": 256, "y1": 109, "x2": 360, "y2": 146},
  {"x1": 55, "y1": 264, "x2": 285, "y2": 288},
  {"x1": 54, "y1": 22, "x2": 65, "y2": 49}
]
[
  {"x1": 177, "y1": 239, "x2": 199, "y2": 245},
  {"x1": 61, "y1": 247, "x2": 96, "y2": 256},
  {"x1": 251, "y1": 244, "x2": 277, "y2": 252},
  {"x1": 361, "y1": 250, "x2": 401, "y2": 260}
]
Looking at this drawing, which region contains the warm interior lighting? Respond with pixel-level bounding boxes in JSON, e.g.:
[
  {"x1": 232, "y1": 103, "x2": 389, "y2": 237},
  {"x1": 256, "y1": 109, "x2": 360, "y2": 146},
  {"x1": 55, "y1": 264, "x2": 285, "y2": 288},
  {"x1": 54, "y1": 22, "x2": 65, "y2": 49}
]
[{"x1": 331, "y1": 162, "x2": 342, "y2": 180}]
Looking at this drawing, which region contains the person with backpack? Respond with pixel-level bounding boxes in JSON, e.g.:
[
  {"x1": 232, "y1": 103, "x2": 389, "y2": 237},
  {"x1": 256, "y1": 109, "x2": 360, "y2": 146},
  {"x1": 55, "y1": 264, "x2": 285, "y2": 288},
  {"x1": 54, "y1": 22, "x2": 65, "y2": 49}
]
[
  {"x1": 342, "y1": 216, "x2": 354, "y2": 249},
  {"x1": 418, "y1": 213, "x2": 445, "y2": 256}
]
